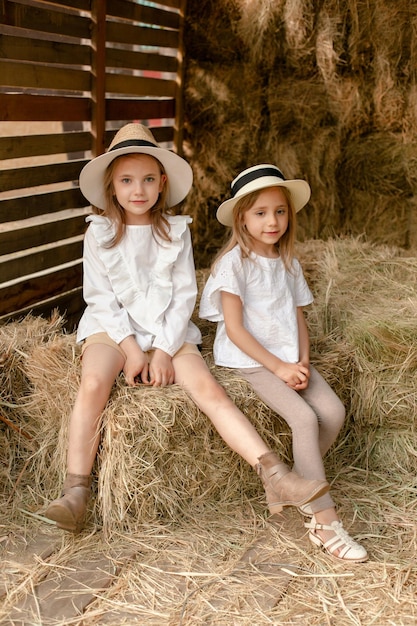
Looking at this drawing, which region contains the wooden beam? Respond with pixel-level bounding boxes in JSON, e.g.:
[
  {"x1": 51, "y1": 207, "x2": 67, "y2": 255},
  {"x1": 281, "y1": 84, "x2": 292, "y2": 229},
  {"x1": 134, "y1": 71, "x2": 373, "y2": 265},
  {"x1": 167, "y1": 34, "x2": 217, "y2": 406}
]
[
  {"x1": 91, "y1": 0, "x2": 107, "y2": 158},
  {"x1": 174, "y1": 0, "x2": 187, "y2": 156}
]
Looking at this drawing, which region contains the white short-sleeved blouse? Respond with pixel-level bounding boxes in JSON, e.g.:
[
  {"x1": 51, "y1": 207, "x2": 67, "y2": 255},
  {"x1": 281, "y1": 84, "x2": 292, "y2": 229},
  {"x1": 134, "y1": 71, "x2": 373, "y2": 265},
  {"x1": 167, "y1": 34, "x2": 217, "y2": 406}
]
[
  {"x1": 77, "y1": 214, "x2": 202, "y2": 356},
  {"x1": 199, "y1": 245, "x2": 313, "y2": 367}
]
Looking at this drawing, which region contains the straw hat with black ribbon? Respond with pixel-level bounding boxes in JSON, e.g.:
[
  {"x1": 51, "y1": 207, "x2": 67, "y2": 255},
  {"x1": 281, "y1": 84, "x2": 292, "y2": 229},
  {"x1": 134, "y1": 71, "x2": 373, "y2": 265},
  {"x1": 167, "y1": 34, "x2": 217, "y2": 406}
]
[
  {"x1": 79, "y1": 123, "x2": 193, "y2": 210},
  {"x1": 216, "y1": 164, "x2": 311, "y2": 227}
]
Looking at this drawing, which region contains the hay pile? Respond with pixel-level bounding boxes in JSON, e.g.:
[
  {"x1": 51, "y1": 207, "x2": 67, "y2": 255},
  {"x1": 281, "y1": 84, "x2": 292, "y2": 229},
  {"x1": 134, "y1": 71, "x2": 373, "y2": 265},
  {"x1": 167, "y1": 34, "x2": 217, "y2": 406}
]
[
  {"x1": 1, "y1": 237, "x2": 417, "y2": 623},
  {"x1": 182, "y1": 0, "x2": 417, "y2": 267}
]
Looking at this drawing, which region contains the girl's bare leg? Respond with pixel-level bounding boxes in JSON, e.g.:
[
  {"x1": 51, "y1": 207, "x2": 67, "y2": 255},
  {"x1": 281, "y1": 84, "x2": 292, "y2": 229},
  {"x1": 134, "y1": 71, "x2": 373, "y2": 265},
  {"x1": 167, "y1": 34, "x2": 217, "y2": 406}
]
[
  {"x1": 45, "y1": 343, "x2": 124, "y2": 532},
  {"x1": 173, "y1": 354, "x2": 270, "y2": 466},
  {"x1": 67, "y1": 343, "x2": 125, "y2": 474}
]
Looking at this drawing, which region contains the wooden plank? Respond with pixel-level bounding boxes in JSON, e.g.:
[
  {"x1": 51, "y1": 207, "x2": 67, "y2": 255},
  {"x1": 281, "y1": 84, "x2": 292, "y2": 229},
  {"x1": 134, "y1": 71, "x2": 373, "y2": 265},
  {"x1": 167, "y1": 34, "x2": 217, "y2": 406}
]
[
  {"x1": 106, "y1": 73, "x2": 176, "y2": 98},
  {"x1": 106, "y1": 46, "x2": 177, "y2": 73},
  {"x1": 1, "y1": 60, "x2": 90, "y2": 92},
  {"x1": 149, "y1": 126, "x2": 175, "y2": 144},
  {"x1": 0, "y1": 132, "x2": 90, "y2": 160},
  {"x1": 0, "y1": 531, "x2": 62, "y2": 601},
  {"x1": 0, "y1": 263, "x2": 83, "y2": 315},
  {"x1": 43, "y1": 0, "x2": 90, "y2": 11},
  {"x1": 206, "y1": 523, "x2": 293, "y2": 614},
  {"x1": 108, "y1": 0, "x2": 180, "y2": 29},
  {"x1": 0, "y1": 160, "x2": 87, "y2": 193},
  {"x1": 0, "y1": 94, "x2": 91, "y2": 121},
  {"x1": 106, "y1": 97, "x2": 175, "y2": 121},
  {"x1": 5, "y1": 539, "x2": 136, "y2": 626},
  {"x1": 106, "y1": 21, "x2": 179, "y2": 48},
  {"x1": 0, "y1": 213, "x2": 87, "y2": 256},
  {"x1": 0, "y1": 238, "x2": 84, "y2": 283},
  {"x1": 2, "y1": 2, "x2": 91, "y2": 40},
  {"x1": 0, "y1": 287, "x2": 85, "y2": 331},
  {"x1": 0, "y1": 33, "x2": 90, "y2": 66},
  {"x1": 0, "y1": 188, "x2": 86, "y2": 223},
  {"x1": 101, "y1": 126, "x2": 174, "y2": 149},
  {"x1": 8, "y1": 554, "x2": 116, "y2": 623}
]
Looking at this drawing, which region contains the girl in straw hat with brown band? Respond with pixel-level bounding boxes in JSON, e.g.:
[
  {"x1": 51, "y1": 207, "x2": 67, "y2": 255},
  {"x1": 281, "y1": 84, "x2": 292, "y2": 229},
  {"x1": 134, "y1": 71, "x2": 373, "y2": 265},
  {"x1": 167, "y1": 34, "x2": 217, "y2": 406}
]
[
  {"x1": 45, "y1": 126, "x2": 329, "y2": 534},
  {"x1": 200, "y1": 164, "x2": 368, "y2": 563}
]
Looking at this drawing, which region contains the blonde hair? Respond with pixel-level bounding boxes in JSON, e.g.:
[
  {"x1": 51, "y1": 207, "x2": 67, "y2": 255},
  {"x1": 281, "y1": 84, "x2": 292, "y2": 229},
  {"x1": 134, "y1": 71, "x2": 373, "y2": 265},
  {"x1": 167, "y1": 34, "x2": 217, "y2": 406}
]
[
  {"x1": 92, "y1": 153, "x2": 172, "y2": 247},
  {"x1": 212, "y1": 186, "x2": 297, "y2": 272}
]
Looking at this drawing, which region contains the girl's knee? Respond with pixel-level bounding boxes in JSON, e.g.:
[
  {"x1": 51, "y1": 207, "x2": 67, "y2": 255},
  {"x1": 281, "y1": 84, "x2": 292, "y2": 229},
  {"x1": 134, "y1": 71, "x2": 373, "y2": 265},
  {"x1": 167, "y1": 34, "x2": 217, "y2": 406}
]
[
  {"x1": 80, "y1": 372, "x2": 108, "y2": 397},
  {"x1": 187, "y1": 372, "x2": 230, "y2": 405}
]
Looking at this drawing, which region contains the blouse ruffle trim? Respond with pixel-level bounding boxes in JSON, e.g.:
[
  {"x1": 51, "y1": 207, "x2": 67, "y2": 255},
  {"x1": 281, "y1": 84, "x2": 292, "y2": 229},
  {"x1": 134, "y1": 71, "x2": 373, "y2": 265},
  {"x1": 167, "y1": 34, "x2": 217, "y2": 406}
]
[{"x1": 86, "y1": 214, "x2": 192, "y2": 335}]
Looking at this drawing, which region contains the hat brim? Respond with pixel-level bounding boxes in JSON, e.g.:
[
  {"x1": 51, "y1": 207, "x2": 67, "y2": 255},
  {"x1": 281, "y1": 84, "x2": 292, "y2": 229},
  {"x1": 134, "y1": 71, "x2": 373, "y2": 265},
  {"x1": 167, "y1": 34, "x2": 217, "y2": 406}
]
[
  {"x1": 79, "y1": 145, "x2": 193, "y2": 209},
  {"x1": 216, "y1": 179, "x2": 311, "y2": 227}
]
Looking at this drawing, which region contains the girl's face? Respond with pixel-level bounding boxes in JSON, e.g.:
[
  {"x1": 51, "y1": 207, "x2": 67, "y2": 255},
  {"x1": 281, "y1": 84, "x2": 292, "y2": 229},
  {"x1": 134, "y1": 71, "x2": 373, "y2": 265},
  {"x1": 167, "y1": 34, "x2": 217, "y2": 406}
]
[
  {"x1": 112, "y1": 154, "x2": 166, "y2": 225},
  {"x1": 242, "y1": 187, "x2": 289, "y2": 257}
]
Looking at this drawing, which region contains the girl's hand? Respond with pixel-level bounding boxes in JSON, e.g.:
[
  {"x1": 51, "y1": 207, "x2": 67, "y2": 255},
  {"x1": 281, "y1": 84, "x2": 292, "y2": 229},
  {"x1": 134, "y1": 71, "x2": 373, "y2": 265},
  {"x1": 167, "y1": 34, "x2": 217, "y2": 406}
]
[
  {"x1": 149, "y1": 348, "x2": 175, "y2": 387},
  {"x1": 120, "y1": 336, "x2": 150, "y2": 386},
  {"x1": 123, "y1": 351, "x2": 150, "y2": 386},
  {"x1": 274, "y1": 361, "x2": 310, "y2": 390}
]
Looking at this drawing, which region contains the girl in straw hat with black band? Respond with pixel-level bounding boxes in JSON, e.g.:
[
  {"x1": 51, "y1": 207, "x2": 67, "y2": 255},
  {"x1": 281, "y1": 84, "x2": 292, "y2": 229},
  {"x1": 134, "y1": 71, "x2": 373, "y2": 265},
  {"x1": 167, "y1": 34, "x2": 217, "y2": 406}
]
[
  {"x1": 200, "y1": 164, "x2": 368, "y2": 563},
  {"x1": 44, "y1": 125, "x2": 329, "y2": 533}
]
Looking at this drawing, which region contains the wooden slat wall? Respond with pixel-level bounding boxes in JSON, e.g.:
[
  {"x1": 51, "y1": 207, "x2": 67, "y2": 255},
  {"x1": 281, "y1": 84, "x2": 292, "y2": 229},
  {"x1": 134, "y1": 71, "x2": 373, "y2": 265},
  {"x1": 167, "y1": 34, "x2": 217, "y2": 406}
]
[{"x1": 0, "y1": 0, "x2": 185, "y2": 329}]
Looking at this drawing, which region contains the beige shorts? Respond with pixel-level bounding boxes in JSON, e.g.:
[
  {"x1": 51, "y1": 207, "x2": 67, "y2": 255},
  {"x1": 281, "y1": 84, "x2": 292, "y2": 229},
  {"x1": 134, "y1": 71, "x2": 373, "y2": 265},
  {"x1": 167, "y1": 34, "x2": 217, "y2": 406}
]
[{"x1": 81, "y1": 332, "x2": 202, "y2": 361}]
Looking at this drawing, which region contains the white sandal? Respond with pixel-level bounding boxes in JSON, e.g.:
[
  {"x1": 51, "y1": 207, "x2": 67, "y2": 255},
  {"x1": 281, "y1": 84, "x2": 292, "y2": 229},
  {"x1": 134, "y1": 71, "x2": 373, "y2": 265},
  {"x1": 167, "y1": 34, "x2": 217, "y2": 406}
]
[{"x1": 305, "y1": 515, "x2": 368, "y2": 563}]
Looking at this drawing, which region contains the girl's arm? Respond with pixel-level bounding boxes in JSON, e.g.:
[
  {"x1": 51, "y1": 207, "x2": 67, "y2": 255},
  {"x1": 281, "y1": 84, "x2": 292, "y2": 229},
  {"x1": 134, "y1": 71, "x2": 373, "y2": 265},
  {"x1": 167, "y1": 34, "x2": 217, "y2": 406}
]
[
  {"x1": 296, "y1": 306, "x2": 311, "y2": 389},
  {"x1": 221, "y1": 291, "x2": 309, "y2": 389},
  {"x1": 297, "y1": 306, "x2": 310, "y2": 368}
]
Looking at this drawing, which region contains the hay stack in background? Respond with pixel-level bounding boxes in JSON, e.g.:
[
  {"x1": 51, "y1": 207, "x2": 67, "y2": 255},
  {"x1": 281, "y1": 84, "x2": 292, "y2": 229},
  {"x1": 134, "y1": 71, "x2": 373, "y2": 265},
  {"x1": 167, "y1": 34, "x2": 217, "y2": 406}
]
[
  {"x1": 299, "y1": 238, "x2": 417, "y2": 478},
  {"x1": 183, "y1": 0, "x2": 417, "y2": 269},
  {"x1": 1, "y1": 238, "x2": 416, "y2": 537}
]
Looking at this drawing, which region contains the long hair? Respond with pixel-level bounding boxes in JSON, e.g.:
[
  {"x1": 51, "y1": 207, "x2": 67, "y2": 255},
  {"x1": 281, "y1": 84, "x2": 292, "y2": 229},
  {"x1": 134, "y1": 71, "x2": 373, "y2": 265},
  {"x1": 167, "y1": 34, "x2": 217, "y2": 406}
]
[
  {"x1": 92, "y1": 154, "x2": 172, "y2": 247},
  {"x1": 212, "y1": 186, "x2": 297, "y2": 273}
]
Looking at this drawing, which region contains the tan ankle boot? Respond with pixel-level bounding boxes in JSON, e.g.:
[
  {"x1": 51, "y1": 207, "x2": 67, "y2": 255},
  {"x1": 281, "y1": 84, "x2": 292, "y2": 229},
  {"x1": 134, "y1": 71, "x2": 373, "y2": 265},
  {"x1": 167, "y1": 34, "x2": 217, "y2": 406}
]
[
  {"x1": 45, "y1": 473, "x2": 92, "y2": 533},
  {"x1": 255, "y1": 452, "x2": 329, "y2": 515}
]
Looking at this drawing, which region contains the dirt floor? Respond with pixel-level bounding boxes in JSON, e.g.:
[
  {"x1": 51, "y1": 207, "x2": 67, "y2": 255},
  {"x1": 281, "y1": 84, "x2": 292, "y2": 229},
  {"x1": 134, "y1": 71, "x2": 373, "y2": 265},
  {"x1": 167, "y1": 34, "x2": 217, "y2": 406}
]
[{"x1": 1, "y1": 469, "x2": 416, "y2": 625}]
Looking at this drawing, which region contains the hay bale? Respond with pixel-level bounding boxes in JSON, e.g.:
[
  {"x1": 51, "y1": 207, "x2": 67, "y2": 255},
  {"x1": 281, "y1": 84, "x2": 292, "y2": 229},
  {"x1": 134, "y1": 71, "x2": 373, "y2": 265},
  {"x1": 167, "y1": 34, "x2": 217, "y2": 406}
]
[
  {"x1": 1, "y1": 305, "x2": 292, "y2": 536},
  {"x1": 0, "y1": 313, "x2": 70, "y2": 503},
  {"x1": 2, "y1": 238, "x2": 417, "y2": 536}
]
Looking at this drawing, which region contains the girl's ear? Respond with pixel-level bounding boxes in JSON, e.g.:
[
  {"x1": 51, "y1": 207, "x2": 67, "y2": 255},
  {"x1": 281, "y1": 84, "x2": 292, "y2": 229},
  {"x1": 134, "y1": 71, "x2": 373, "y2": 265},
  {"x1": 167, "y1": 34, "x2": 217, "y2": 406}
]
[{"x1": 159, "y1": 173, "x2": 167, "y2": 192}]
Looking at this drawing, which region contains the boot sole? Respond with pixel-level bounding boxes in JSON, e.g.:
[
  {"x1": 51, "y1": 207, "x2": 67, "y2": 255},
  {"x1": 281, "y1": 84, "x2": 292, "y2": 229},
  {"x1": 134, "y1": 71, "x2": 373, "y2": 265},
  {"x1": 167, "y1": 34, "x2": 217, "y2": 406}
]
[
  {"x1": 268, "y1": 481, "x2": 330, "y2": 514},
  {"x1": 44, "y1": 502, "x2": 82, "y2": 533}
]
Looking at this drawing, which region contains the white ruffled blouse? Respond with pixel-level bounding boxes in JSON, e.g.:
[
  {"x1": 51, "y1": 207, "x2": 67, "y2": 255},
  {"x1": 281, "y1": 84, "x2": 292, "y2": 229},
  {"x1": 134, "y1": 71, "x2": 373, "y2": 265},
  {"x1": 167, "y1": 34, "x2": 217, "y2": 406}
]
[
  {"x1": 77, "y1": 214, "x2": 202, "y2": 356},
  {"x1": 199, "y1": 245, "x2": 313, "y2": 368}
]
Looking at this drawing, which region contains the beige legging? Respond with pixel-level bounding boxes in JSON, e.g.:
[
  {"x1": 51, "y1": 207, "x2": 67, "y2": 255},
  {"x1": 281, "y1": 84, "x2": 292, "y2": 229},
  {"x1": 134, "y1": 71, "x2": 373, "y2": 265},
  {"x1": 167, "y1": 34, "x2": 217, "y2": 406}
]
[{"x1": 237, "y1": 365, "x2": 345, "y2": 513}]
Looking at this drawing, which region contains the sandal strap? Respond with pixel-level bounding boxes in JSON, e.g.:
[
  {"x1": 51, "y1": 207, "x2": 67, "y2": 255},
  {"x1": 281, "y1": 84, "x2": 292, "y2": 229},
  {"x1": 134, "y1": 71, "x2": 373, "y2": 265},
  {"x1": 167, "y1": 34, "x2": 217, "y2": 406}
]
[{"x1": 305, "y1": 516, "x2": 365, "y2": 559}]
